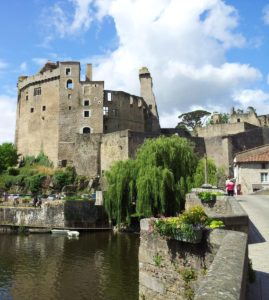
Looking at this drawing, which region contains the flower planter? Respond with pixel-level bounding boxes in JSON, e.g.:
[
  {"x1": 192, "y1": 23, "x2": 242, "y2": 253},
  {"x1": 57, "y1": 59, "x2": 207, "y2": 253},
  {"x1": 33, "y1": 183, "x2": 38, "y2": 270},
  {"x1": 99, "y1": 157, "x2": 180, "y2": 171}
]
[{"x1": 172, "y1": 229, "x2": 203, "y2": 244}]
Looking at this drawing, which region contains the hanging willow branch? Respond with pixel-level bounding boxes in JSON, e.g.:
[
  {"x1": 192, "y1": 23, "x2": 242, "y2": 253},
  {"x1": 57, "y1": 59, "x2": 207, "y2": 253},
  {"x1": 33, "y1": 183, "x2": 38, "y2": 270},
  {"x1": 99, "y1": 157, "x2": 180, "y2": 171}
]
[{"x1": 104, "y1": 136, "x2": 198, "y2": 225}]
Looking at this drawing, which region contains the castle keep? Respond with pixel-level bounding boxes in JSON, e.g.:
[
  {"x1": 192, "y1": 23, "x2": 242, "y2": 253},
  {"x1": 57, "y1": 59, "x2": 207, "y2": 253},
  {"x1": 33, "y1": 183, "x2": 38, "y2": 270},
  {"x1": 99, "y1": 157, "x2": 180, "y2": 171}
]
[{"x1": 15, "y1": 61, "x2": 160, "y2": 177}]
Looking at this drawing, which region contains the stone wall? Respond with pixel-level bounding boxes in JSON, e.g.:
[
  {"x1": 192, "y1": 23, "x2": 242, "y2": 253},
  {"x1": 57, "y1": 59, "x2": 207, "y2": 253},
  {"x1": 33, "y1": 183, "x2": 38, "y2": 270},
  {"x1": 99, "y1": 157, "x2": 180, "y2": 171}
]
[
  {"x1": 74, "y1": 133, "x2": 102, "y2": 177},
  {"x1": 139, "y1": 219, "x2": 248, "y2": 300},
  {"x1": 196, "y1": 122, "x2": 258, "y2": 138},
  {"x1": 0, "y1": 200, "x2": 109, "y2": 229}
]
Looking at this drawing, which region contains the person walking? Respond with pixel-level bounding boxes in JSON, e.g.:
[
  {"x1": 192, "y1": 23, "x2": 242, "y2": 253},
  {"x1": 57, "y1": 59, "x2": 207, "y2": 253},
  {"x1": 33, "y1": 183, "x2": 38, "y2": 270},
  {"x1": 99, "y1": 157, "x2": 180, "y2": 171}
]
[{"x1": 226, "y1": 179, "x2": 235, "y2": 196}]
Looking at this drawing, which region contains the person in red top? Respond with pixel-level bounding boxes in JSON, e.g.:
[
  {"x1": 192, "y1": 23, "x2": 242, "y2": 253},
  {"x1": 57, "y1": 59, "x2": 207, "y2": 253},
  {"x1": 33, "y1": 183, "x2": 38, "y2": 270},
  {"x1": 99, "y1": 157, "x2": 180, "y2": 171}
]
[{"x1": 226, "y1": 179, "x2": 235, "y2": 196}]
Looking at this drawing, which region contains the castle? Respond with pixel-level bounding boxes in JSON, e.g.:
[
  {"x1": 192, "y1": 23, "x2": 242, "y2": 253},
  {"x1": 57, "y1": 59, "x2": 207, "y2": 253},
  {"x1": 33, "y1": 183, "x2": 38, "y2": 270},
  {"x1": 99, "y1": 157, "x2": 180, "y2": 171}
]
[
  {"x1": 15, "y1": 61, "x2": 162, "y2": 177},
  {"x1": 15, "y1": 61, "x2": 269, "y2": 183}
]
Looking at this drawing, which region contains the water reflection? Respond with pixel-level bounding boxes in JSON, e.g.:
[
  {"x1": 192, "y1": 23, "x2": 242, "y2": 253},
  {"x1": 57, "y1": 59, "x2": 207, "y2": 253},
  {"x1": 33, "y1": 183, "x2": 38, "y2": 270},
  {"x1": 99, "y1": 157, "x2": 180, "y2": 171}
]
[{"x1": 0, "y1": 232, "x2": 139, "y2": 300}]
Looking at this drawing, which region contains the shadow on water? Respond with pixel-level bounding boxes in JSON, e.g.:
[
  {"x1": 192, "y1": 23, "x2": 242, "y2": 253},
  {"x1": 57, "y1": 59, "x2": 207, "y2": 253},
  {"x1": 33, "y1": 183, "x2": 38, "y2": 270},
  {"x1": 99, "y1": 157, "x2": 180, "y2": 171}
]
[{"x1": 248, "y1": 220, "x2": 266, "y2": 244}]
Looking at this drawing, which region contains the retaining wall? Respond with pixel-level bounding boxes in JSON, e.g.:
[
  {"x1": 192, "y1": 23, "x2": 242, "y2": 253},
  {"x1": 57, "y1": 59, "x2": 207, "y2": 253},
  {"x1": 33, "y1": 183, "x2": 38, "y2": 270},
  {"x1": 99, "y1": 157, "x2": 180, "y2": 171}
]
[
  {"x1": 139, "y1": 219, "x2": 248, "y2": 300},
  {"x1": 0, "y1": 200, "x2": 109, "y2": 229}
]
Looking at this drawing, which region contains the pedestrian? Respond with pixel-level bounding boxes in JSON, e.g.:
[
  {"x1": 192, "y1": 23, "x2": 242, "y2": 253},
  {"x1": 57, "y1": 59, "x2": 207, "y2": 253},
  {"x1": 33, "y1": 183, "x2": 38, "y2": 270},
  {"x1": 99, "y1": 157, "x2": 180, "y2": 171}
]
[{"x1": 226, "y1": 179, "x2": 235, "y2": 196}]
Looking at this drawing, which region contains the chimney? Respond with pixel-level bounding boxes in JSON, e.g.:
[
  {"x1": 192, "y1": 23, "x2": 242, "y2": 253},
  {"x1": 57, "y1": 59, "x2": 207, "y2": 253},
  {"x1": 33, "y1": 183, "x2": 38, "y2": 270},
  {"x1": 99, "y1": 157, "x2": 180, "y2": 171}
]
[{"x1": 86, "y1": 64, "x2": 92, "y2": 81}]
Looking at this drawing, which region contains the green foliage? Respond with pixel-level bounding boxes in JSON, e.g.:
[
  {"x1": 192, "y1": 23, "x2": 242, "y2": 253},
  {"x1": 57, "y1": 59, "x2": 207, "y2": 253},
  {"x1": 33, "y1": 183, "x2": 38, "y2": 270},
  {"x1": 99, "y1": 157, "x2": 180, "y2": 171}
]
[
  {"x1": 104, "y1": 136, "x2": 198, "y2": 225},
  {"x1": 193, "y1": 157, "x2": 223, "y2": 187},
  {"x1": 153, "y1": 252, "x2": 163, "y2": 267},
  {"x1": 25, "y1": 174, "x2": 46, "y2": 194},
  {"x1": 0, "y1": 143, "x2": 18, "y2": 173},
  {"x1": 180, "y1": 268, "x2": 197, "y2": 283},
  {"x1": 176, "y1": 110, "x2": 210, "y2": 130},
  {"x1": 23, "y1": 152, "x2": 53, "y2": 167},
  {"x1": 52, "y1": 166, "x2": 77, "y2": 191},
  {"x1": 8, "y1": 167, "x2": 20, "y2": 176},
  {"x1": 198, "y1": 191, "x2": 219, "y2": 202},
  {"x1": 208, "y1": 220, "x2": 225, "y2": 229},
  {"x1": 35, "y1": 152, "x2": 53, "y2": 167},
  {"x1": 154, "y1": 206, "x2": 208, "y2": 241}
]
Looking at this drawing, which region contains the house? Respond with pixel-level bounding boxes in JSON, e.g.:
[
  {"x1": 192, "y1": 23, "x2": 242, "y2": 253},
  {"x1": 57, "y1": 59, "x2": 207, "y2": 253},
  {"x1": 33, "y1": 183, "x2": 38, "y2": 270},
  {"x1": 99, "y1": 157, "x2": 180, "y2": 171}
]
[{"x1": 234, "y1": 145, "x2": 269, "y2": 194}]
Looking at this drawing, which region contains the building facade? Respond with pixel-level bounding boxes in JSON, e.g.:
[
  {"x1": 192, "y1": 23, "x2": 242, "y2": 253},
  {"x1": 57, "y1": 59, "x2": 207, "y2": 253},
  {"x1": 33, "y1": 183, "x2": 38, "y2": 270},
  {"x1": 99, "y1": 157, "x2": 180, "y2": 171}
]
[{"x1": 15, "y1": 61, "x2": 160, "y2": 176}]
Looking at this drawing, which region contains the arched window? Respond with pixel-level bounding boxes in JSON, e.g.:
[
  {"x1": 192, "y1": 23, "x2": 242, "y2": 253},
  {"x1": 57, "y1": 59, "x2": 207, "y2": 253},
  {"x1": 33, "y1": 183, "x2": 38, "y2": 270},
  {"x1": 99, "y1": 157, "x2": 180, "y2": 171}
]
[
  {"x1": 83, "y1": 127, "x2": 91, "y2": 134},
  {"x1": 66, "y1": 79, "x2": 73, "y2": 89}
]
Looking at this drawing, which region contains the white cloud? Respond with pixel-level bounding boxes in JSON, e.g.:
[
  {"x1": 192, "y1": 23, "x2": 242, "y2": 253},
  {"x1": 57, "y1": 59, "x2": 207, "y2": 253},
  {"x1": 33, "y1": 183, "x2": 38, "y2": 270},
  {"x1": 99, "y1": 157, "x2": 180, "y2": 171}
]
[
  {"x1": 85, "y1": 0, "x2": 262, "y2": 126},
  {"x1": 42, "y1": 0, "x2": 94, "y2": 38},
  {"x1": 262, "y1": 5, "x2": 269, "y2": 25},
  {"x1": 233, "y1": 89, "x2": 269, "y2": 113},
  {"x1": 0, "y1": 95, "x2": 16, "y2": 144}
]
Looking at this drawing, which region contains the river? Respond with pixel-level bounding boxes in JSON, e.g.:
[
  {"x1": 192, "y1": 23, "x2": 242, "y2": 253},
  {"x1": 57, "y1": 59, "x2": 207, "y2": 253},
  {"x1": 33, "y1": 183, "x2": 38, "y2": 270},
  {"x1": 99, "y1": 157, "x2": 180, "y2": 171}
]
[{"x1": 0, "y1": 232, "x2": 139, "y2": 300}]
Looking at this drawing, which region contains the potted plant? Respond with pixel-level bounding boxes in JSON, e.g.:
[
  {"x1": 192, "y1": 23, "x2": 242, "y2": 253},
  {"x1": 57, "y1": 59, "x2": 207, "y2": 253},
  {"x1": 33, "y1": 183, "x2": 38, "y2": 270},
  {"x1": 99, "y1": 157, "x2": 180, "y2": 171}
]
[{"x1": 153, "y1": 206, "x2": 208, "y2": 244}]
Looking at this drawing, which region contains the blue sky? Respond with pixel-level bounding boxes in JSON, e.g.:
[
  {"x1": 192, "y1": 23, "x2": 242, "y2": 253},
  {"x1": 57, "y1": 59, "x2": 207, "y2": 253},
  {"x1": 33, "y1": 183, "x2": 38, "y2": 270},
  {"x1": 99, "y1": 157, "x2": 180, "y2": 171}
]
[{"x1": 1, "y1": 0, "x2": 269, "y2": 143}]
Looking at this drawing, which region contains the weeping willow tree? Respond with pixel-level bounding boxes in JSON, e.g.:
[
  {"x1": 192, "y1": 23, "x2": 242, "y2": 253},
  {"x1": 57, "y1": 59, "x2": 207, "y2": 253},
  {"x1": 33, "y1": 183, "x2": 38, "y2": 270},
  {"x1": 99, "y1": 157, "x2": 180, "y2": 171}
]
[{"x1": 104, "y1": 136, "x2": 198, "y2": 224}]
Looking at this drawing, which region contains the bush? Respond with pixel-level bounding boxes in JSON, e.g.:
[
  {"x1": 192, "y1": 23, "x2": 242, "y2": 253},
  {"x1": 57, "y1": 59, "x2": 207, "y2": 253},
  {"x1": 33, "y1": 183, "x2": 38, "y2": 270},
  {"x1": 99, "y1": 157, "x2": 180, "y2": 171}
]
[
  {"x1": 8, "y1": 167, "x2": 20, "y2": 176},
  {"x1": 25, "y1": 175, "x2": 46, "y2": 194},
  {"x1": 52, "y1": 167, "x2": 77, "y2": 191}
]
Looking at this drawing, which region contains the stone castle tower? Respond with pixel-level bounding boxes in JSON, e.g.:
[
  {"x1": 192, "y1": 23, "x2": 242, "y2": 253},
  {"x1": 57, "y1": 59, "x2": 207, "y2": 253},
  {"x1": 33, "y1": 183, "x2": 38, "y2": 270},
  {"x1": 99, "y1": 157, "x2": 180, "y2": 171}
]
[{"x1": 15, "y1": 61, "x2": 160, "y2": 175}]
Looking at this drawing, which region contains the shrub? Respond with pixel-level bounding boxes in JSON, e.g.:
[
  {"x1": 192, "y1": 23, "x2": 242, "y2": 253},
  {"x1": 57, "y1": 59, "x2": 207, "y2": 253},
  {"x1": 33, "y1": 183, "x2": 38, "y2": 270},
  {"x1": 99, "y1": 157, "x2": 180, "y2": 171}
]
[{"x1": 8, "y1": 167, "x2": 20, "y2": 176}]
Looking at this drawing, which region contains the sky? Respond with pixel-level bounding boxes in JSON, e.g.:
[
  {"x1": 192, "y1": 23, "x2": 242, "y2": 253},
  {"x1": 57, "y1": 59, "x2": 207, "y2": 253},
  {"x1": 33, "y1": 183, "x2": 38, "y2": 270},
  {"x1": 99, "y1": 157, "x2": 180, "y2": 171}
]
[{"x1": 1, "y1": 0, "x2": 269, "y2": 143}]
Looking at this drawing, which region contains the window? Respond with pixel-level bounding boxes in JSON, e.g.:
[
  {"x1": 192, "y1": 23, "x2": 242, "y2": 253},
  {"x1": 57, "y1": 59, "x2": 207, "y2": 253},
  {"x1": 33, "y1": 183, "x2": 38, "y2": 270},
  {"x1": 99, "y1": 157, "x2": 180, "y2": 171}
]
[
  {"x1": 69, "y1": 106, "x2": 71, "y2": 110},
  {"x1": 103, "y1": 106, "x2": 109, "y2": 116},
  {"x1": 66, "y1": 79, "x2": 73, "y2": 89},
  {"x1": 84, "y1": 100, "x2": 90, "y2": 106},
  {"x1": 107, "y1": 92, "x2": 112, "y2": 101},
  {"x1": 83, "y1": 127, "x2": 91, "y2": 134},
  {"x1": 42, "y1": 106, "x2": 46, "y2": 111},
  {"x1": 237, "y1": 118, "x2": 240, "y2": 123},
  {"x1": 84, "y1": 110, "x2": 91, "y2": 118},
  {"x1": 262, "y1": 163, "x2": 266, "y2": 169},
  {"x1": 26, "y1": 95, "x2": 28, "y2": 101},
  {"x1": 30, "y1": 108, "x2": 34, "y2": 113},
  {"x1": 62, "y1": 160, "x2": 67, "y2": 167},
  {"x1": 261, "y1": 172, "x2": 268, "y2": 183},
  {"x1": 65, "y1": 68, "x2": 71, "y2": 76},
  {"x1": 68, "y1": 94, "x2": 71, "y2": 99},
  {"x1": 34, "y1": 87, "x2": 41, "y2": 96}
]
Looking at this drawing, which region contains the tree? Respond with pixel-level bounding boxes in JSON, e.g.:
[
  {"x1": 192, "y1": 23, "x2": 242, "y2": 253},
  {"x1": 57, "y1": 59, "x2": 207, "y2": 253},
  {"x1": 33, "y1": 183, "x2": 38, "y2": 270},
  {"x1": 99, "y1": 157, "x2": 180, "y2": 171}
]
[
  {"x1": 192, "y1": 157, "x2": 226, "y2": 188},
  {"x1": 104, "y1": 136, "x2": 198, "y2": 225},
  {"x1": 0, "y1": 143, "x2": 18, "y2": 173},
  {"x1": 219, "y1": 113, "x2": 229, "y2": 124},
  {"x1": 176, "y1": 110, "x2": 211, "y2": 131}
]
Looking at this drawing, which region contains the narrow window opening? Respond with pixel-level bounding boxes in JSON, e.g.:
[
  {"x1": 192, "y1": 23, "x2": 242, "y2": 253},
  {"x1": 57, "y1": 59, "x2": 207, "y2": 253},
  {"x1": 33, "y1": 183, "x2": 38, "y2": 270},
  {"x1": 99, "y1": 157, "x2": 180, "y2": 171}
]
[
  {"x1": 84, "y1": 100, "x2": 89, "y2": 106},
  {"x1": 67, "y1": 79, "x2": 73, "y2": 89},
  {"x1": 42, "y1": 106, "x2": 46, "y2": 111},
  {"x1": 83, "y1": 127, "x2": 91, "y2": 134},
  {"x1": 65, "y1": 68, "x2": 71, "y2": 76},
  {"x1": 42, "y1": 116, "x2": 45, "y2": 120},
  {"x1": 62, "y1": 160, "x2": 67, "y2": 167},
  {"x1": 84, "y1": 110, "x2": 90, "y2": 118},
  {"x1": 30, "y1": 108, "x2": 34, "y2": 113},
  {"x1": 107, "y1": 92, "x2": 112, "y2": 101},
  {"x1": 26, "y1": 95, "x2": 28, "y2": 101},
  {"x1": 237, "y1": 118, "x2": 240, "y2": 123},
  {"x1": 34, "y1": 87, "x2": 41, "y2": 96},
  {"x1": 69, "y1": 106, "x2": 71, "y2": 110},
  {"x1": 103, "y1": 107, "x2": 109, "y2": 116},
  {"x1": 261, "y1": 172, "x2": 268, "y2": 183},
  {"x1": 68, "y1": 94, "x2": 71, "y2": 99}
]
